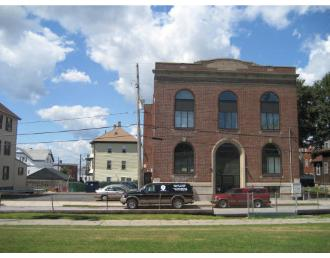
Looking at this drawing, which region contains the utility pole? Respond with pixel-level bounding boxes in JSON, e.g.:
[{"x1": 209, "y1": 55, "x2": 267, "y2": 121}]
[
  {"x1": 79, "y1": 154, "x2": 82, "y2": 182},
  {"x1": 136, "y1": 63, "x2": 143, "y2": 189}
]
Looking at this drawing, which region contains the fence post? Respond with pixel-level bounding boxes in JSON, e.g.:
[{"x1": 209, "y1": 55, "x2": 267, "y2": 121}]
[
  {"x1": 251, "y1": 192, "x2": 254, "y2": 215},
  {"x1": 0, "y1": 193, "x2": 2, "y2": 208},
  {"x1": 317, "y1": 191, "x2": 319, "y2": 209},
  {"x1": 106, "y1": 194, "x2": 109, "y2": 211},
  {"x1": 51, "y1": 194, "x2": 54, "y2": 212},
  {"x1": 295, "y1": 194, "x2": 298, "y2": 215},
  {"x1": 247, "y1": 192, "x2": 250, "y2": 218},
  {"x1": 275, "y1": 192, "x2": 278, "y2": 213},
  {"x1": 159, "y1": 193, "x2": 161, "y2": 210}
]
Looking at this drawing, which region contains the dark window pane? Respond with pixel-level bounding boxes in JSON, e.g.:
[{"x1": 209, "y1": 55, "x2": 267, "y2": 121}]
[
  {"x1": 175, "y1": 111, "x2": 181, "y2": 127},
  {"x1": 174, "y1": 143, "x2": 194, "y2": 174},
  {"x1": 261, "y1": 92, "x2": 279, "y2": 102},
  {"x1": 219, "y1": 91, "x2": 237, "y2": 101},
  {"x1": 188, "y1": 112, "x2": 194, "y2": 128},
  {"x1": 262, "y1": 144, "x2": 281, "y2": 175},
  {"x1": 220, "y1": 101, "x2": 237, "y2": 112},
  {"x1": 261, "y1": 92, "x2": 280, "y2": 130},
  {"x1": 176, "y1": 99, "x2": 194, "y2": 111},
  {"x1": 273, "y1": 113, "x2": 279, "y2": 129},
  {"x1": 176, "y1": 90, "x2": 193, "y2": 100},
  {"x1": 231, "y1": 112, "x2": 237, "y2": 128}
]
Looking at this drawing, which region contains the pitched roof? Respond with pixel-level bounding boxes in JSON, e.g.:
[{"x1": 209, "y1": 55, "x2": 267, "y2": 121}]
[
  {"x1": 27, "y1": 167, "x2": 68, "y2": 181},
  {"x1": 91, "y1": 126, "x2": 137, "y2": 143},
  {"x1": 0, "y1": 102, "x2": 21, "y2": 120},
  {"x1": 18, "y1": 148, "x2": 54, "y2": 161}
]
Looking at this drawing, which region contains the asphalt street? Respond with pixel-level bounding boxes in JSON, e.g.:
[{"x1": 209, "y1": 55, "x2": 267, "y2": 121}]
[{"x1": 1, "y1": 193, "x2": 330, "y2": 216}]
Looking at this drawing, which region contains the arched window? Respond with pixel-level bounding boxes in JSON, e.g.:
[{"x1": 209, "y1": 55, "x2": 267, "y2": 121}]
[
  {"x1": 174, "y1": 143, "x2": 194, "y2": 174},
  {"x1": 175, "y1": 90, "x2": 194, "y2": 128},
  {"x1": 219, "y1": 91, "x2": 238, "y2": 129},
  {"x1": 261, "y1": 92, "x2": 279, "y2": 130},
  {"x1": 262, "y1": 144, "x2": 281, "y2": 175}
]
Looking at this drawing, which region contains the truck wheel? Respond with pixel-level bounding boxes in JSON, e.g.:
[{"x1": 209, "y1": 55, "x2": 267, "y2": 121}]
[
  {"x1": 254, "y1": 200, "x2": 263, "y2": 208},
  {"x1": 218, "y1": 199, "x2": 228, "y2": 208},
  {"x1": 127, "y1": 199, "x2": 138, "y2": 209},
  {"x1": 172, "y1": 198, "x2": 184, "y2": 209}
]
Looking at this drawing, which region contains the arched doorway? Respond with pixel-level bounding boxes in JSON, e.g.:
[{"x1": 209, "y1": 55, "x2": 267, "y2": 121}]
[{"x1": 215, "y1": 143, "x2": 240, "y2": 193}]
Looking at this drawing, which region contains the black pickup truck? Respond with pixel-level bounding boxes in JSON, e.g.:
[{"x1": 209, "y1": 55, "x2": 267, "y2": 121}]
[{"x1": 120, "y1": 182, "x2": 194, "y2": 209}]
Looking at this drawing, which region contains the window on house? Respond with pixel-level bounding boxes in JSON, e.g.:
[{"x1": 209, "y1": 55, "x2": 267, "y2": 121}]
[
  {"x1": 18, "y1": 167, "x2": 24, "y2": 176},
  {"x1": 5, "y1": 117, "x2": 13, "y2": 132},
  {"x1": 175, "y1": 90, "x2": 194, "y2": 128},
  {"x1": 121, "y1": 161, "x2": 126, "y2": 170},
  {"x1": 261, "y1": 92, "x2": 279, "y2": 130},
  {"x1": 122, "y1": 146, "x2": 126, "y2": 153},
  {"x1": 107, "y1": 160, "x2": 112, "y2": 170},
  {"x1": 126, "y1": 178, "x2": 132, "y2": 182},
  {"x1": 107, "y1": 147, "x2": 112, "y2": 153},
  {"x1": 0, "y1": 140, "x2": 1, "y2": 155},
  {"x1": 2, "y1": 166, "x2": 9, "y2": 180},
  {"x1": 262, "y1": 144, "x2": 281, "y2": 175},
  {"x1": 121, "y1": 177, "x2": 126, "y2": 182},
  {"x1": 4, "y1": 141, "x2": 11, "y2": 156},
  {"x1": 0, "y1": 114, "x2": 3, "y2": 129},
  {"x1": 219, "y1": 91, "x2": 238, "y2": 129},
  {"x1": 174, "y1": 142, "x2": 194, "y2": 174},
  {"x1": 315, "y1": 164, "x2": 321, "y2": 176},
  {"x1": 106, "y1": 177, "x2": 112, "y2": 182}
]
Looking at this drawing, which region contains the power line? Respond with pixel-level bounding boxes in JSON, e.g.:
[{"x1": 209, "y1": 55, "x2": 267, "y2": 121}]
[
  {"x1": 17, "y1": 123, "x2": 136, "y2": 136},
  {"x1": 20, "y1": 111, "x2": 134, "y2": 124}
]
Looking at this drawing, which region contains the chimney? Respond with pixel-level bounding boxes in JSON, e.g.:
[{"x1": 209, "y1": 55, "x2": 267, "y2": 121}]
[{"x1": 118, "y1": 121, "x2": 121, "y2": 127}]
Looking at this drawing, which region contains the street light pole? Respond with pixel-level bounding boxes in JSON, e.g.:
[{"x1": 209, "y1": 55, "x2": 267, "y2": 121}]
[{"x1": 136, "y1": 63, "x2": 143, "y2": 189}]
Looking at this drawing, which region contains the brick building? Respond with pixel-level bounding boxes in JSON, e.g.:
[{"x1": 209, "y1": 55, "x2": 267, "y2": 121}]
[{"x1": 143, "y1": 59, "x2": 300, "y2": 199}]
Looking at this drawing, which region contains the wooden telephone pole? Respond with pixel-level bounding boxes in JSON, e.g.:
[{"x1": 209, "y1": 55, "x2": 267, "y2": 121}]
[{"x1": 136, "y1": 63, "x2": 143, "y2": 188}]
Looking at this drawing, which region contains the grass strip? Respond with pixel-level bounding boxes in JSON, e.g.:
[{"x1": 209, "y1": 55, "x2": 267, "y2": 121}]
[{"x1": 0, "y1": 223, "x2": 329, "y2": 252}]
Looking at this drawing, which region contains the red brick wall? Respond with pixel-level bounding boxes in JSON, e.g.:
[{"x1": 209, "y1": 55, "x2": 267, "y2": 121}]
[{"x1": 144, "y1": 62, "x2": 300, "y2": 188}]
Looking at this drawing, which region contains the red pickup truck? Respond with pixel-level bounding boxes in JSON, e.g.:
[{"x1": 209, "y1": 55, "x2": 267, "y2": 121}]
[{"x1": 212, "y1": 188, "x2": 271, "y2": 208}]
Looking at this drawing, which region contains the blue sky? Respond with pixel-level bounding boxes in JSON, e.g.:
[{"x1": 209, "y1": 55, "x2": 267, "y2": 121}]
[{"x1": 0, "y1": 5, "x2": 329, "y2": 164}]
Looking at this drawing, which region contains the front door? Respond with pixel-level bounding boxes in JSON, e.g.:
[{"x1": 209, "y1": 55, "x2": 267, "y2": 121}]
[{"x1": 215, "y1": 143, "x2": 240, "y2": 193}]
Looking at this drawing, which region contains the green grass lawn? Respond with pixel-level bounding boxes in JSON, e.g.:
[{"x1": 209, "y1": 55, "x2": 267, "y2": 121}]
[{"x1": 0, "y1": 224, "x2": 329, "y2": 252}]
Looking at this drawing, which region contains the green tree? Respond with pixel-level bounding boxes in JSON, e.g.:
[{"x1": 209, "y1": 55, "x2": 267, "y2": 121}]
[{"x1": 297, "y1": 73, "x2": 330, "y2": 147}]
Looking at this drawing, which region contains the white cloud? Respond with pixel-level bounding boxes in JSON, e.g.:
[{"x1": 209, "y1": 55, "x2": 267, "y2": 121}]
[
  {"x1": 19, "y1": 140, "x2": 91, "y2": 164},
  {"x1": 297, "y1": 35, "x2": 330, "y2": 85},
  {"x1": 243, "y1": 6, "x2": 309, "y2": 30},
  {"x1": 292, "y1": 28, "x2": 302, "y2": 39},
  {"x1": 0, "y1": 7, "x2": 73, "y2": 103},
  {"x1": 37, "y1": 105, "x2": 109, "y2": 137},
  {"x1": 30, "y1": 6, "x2": 241, "y2": 102},
  {"x1": 29, "y1": 6, "x2": 318, "y2": 102},
  {"x1": 52, "y1": 68, "x2": 92, "y2": 84}
]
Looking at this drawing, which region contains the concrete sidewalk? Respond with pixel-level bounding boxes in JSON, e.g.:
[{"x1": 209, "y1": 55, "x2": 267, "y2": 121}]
[{"x1": 1, "y1": 217, "x2": 330, "y2": 226}]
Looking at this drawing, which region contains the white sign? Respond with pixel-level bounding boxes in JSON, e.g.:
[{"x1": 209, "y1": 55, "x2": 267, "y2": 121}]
[{"x1": 292, "y1": 183, "x2": 302, "y2": 197}]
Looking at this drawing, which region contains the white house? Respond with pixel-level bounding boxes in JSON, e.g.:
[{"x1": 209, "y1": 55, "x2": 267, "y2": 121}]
[
  {"x1": 90, "y1": 122, "x2": 138, "y2": 182},
  {"x1": 16, "y1": 148, "x2": 54, "y2": 175},
  {"x1": 0, "y1": 102, "x2": 27, "y2": 191}
]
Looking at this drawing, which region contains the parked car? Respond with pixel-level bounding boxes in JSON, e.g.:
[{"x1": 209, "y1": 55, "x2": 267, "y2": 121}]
[
  {"x1": 212, "y1": 187, "x2": 271, "y2": 208},
  {"x1": 120, "y1": 182, "x2": 194, "y2": 209},
  {"x1": 85, "y1": 181, "x2": 100, "y2": 192},
  {"x1": 99, "y1": 181, "x2": 138, "y2": 191},
  {"x1": 96, "y1": 184, "x2": 130, "y2": 201}
]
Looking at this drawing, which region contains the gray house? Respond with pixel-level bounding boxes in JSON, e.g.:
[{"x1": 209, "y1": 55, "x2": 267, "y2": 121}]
[{"x1": 27, "y1": 167, "x2": 69, "y2": 192}]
